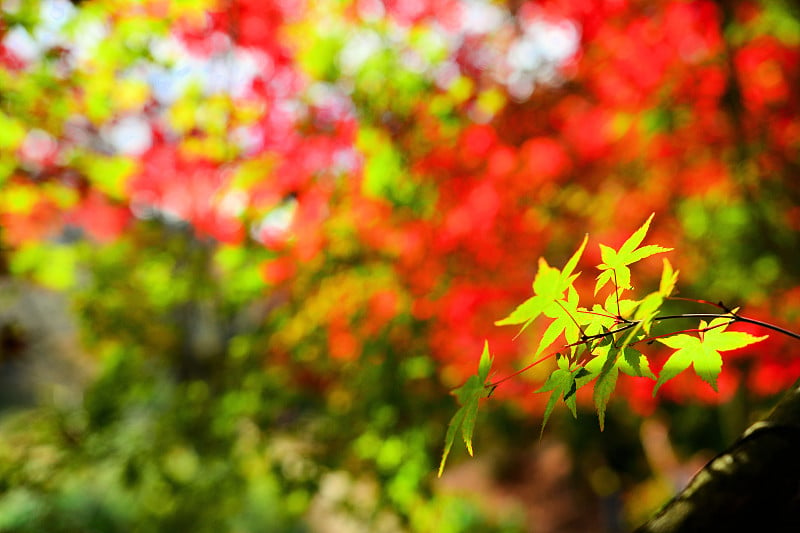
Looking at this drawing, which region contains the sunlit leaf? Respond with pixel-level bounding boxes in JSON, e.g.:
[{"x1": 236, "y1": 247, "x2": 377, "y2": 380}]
[
  {"x1": 538, "y1": 284, "x2": 582, "y2": 358},
  {"x1": 654, "y1": 318, "x2": 768, "y2": 395},
  {"x1": 536, "y1": 357, "x2": 586, "y2": 437},
  {"x1": 439, "y1": 342, "x2": 493, "y2": 477},
  {"x1": 496, "y1": 236, "x2": 587, "y2": 338},
  {"x1": 595, "y1": 214, "x2": 673, "y2": 295}
]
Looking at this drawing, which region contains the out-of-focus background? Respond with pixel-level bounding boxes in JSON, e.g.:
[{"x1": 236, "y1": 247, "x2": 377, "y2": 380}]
[{"x1": 0, "y1": 0, "x2": 799, "y2": 531}]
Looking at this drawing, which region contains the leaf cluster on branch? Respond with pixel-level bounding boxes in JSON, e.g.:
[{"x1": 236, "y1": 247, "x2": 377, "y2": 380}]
[{"x1": 440, "y1": 214, "x2": 772, "y2": 476}]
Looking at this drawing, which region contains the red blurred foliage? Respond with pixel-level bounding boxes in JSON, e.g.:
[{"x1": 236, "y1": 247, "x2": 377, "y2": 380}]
[
  {"x1": 66, "y1": 192, "x2": 131, "y2": 243},
  {"x1": 328, "y1": 313, "x2": 360, "y2": 361},
  {"x1": 0, "y1": 199, "x2": 62, "y2": 246},
  {"x1": 365, "y1": 290, "x2": 399, "y2": 334},
  {"x1": 0, "y1": 42, "x2": 26, "y2": 70},
  {"x1": 260, "y1": 256, "x2": 296, "y2": 285},
  {"x1": 206, "y1": 0, "x2": 800, "y2": 408},
  {"x1": 128, "y1": 144, "x2": 245, "y2": 244},
  {"x1": 735, "y1": 36, "x2": 797, "y2": 112}
]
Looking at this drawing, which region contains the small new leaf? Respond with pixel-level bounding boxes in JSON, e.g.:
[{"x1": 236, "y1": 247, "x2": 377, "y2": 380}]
[
  {"x1": 595, "y1": 214, "x2": 672, "y2": 295},
  {"x1": 478, "y1": 340, "x2": 491, "y2": 382},
  {"x1": 653, "y1": 318, "x2": 768, "y2": 396},
  {"x1": 536, "y1": 357, "x2": 585, "y2": 437},
  {"x1": 659, "y1": 258, "x2": 678, "y2": 297},
  {"x1": 634, "y1": 258, "x2": 679, "y2": 334},
  {"x1": 438, "y1": 341, "x2": 494, "y2": 477}
]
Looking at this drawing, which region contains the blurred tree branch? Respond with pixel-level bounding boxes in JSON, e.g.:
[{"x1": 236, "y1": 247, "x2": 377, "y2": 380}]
[{"x1": 635, "y1": 375, "x2": 800, "y2": 532}]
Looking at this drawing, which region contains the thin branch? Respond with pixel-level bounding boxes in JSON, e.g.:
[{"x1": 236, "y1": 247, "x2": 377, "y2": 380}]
[
  {"x1": 578, "y1": 322, "x2": 639, "y2": 343},
  {"x1": 488, "y1": 311, "x2": 800, "y2": 390},
  {"x1": 730, "y1": 315, "x2": 800, "y2": 342},
  {"x1": 654, "y1": 313, "x2": 800, "y2": 341},
  {"x1": 654, "y1": 313, "x2": 736, "y2": 321},
  {"x1": 631, "y1": 320, "x2": 733, "y2": 347}
]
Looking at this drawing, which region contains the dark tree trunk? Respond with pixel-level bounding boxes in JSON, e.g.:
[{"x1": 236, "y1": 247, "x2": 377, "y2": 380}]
[{"x1": 635, "y1": 379, "x2": 800, "y2": 532}]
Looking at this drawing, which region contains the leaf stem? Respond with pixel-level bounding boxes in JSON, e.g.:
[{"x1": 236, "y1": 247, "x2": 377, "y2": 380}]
[{"x1": 489, "y1": 349, "x2": 560, "y2": 388}]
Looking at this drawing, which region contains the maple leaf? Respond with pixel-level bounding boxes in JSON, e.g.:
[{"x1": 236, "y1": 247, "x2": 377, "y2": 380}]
[
  {"x1": 581, "y1": 340, "x2": 655, "y2": 430},
  {"x1": 536, "y1": 357, "x2": 590, "y2": 437},
  {"x1": 535, "y1": 284, "x2": 582, "y2": 358},
  {"x1": 600, "y1": 290, "x2": 640, "y2": 320},
  {"x1": 438, "y1": 341, "x2": 493, "y2": 477},
  {"x1": 653, "y1": 318, "x2": 768, "y2": 395},
  {"x1": 595, "y1": 214, "x2": 672, "y2": 295},
  {"x1": 496, "y1": 235, "x2": 587, "y2": 335}
]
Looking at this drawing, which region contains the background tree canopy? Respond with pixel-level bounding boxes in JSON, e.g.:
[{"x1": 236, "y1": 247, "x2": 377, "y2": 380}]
[{"x1": 0, "y1": 0, "x2": 799, "y2": 531}]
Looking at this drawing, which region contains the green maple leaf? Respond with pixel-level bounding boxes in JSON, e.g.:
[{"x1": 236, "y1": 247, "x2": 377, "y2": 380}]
[
  {"x1": 600, "y1": 290, "x2": 640, "y2": 320},
  {"x1": 496, "y1": 235, "x2": 587, "y2": 335},
  {"x1": 438, "y1": 341, "x2": 493, "y2": 477},
  {"x1": 595, "y1": 214, "x2": 672, "y2": 295},
  {"x1": 634, "y1": 258, "x2": 679, "y2": 334},
  {"x1": 582, "y1": 340, "x2": 655, "y2": 430},
  {"x1": 535, "y1": 284, "x2": 582, "y2": 358},
  {"x1": 536, "y1": 357, "x2": 590, "y2": 437},
  {"x1": 653, "y1": 318, "x2": 768, "y2": 396}
]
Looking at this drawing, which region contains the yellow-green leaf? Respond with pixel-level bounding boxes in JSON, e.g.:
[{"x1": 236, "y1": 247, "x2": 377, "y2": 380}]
[
  {"x1": 654, "y1": 319, "x2": 768, "y2": 395},
  {"x1": 595, "y1": 214, "x2": 672, "y2": 294},
  {"x1": 438, "y1": 342, "x2": 494, "y2": 477}
]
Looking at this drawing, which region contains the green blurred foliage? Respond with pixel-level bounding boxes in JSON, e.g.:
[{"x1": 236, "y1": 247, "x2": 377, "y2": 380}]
[{"x1": 0, "y1": 222, "x2": 522, "y2": 532}]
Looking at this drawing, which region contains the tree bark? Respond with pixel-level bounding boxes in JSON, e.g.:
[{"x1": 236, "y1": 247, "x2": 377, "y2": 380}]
[{"x1": 635, "y1": 379, "x2": 800, "y2": 532}]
